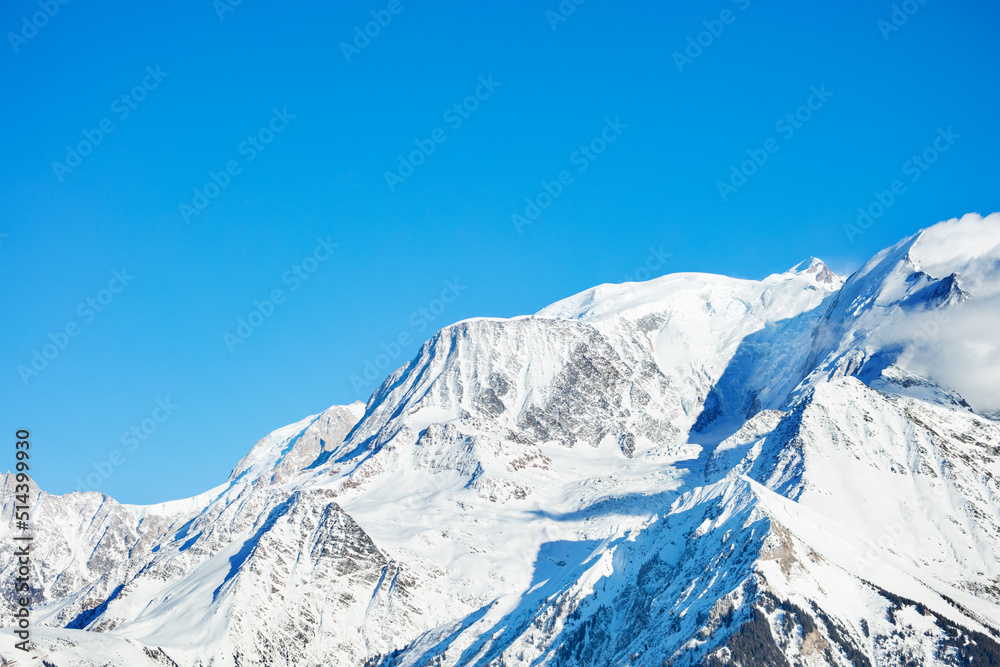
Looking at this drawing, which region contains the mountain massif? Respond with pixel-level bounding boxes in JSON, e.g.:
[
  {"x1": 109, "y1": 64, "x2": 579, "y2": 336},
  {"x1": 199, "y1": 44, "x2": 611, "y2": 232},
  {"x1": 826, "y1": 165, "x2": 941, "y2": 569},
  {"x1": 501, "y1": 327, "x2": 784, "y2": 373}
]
[{"x1": 3, "y1": 213, "x2": 1000, "y2": 666}]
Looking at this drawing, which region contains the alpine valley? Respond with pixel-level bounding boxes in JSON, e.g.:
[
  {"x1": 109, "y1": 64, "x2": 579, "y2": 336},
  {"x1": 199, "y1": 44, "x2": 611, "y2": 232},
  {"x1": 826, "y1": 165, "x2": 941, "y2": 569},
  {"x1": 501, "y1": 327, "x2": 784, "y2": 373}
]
[{"x1": 3, "y1": 213, "x2": 1000, "y2": 666}]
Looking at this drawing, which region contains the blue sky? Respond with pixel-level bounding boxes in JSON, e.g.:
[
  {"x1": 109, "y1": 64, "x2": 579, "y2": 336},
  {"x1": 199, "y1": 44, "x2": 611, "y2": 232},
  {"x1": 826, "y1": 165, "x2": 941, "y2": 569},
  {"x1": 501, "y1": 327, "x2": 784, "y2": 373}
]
[{"x1": 2, "y1": 0, "x2": 998, "y2": 504}]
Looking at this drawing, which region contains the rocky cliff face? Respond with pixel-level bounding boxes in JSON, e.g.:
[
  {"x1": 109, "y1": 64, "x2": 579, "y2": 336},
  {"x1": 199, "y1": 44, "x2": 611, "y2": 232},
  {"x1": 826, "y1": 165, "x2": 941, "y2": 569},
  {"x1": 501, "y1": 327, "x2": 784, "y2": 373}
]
[{"x1": 2, "y1": 213, "x2": 999, "y2": 666}]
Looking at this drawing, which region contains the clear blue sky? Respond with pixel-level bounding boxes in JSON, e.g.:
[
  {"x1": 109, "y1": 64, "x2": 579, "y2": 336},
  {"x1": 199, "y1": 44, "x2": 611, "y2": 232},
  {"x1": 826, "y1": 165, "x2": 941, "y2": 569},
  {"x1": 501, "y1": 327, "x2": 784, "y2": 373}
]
[{"x1": 2, "y1": 0, "x2": 998, "y2": 504}]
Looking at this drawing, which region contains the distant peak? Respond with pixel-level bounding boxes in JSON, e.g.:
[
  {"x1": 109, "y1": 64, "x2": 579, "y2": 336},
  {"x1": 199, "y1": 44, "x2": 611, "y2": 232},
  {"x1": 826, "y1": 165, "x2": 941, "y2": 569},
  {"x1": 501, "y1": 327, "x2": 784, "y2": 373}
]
[{"x1": 785, "y1": 257, "x2": 839, "y2": 285}]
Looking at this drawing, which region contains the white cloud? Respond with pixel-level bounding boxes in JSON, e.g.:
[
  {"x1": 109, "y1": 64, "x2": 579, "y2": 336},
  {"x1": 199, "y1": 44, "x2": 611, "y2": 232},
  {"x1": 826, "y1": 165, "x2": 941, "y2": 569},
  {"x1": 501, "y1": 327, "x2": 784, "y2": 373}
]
[
  {"x1": 892, "y1": 296, "x2": 1000, "y2": 413},
  {"x1": 910, "y1": 212, "x2": 1000, "y2": 296}
]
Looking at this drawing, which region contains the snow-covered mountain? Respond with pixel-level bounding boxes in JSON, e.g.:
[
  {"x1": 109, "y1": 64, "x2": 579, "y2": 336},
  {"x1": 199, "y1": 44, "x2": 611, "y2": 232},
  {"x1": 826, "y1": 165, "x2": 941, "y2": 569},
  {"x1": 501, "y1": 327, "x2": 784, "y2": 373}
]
[{"x1": 3, "y1": 213, "x2": 1000, "y2": 666}]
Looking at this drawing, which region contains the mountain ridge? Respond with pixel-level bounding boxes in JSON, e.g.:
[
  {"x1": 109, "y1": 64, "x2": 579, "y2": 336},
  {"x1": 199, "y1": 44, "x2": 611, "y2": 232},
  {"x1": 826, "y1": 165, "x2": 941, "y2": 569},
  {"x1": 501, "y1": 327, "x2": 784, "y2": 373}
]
[{"x1": 2, "y1": 212, "x2": 999, "y2": 666}]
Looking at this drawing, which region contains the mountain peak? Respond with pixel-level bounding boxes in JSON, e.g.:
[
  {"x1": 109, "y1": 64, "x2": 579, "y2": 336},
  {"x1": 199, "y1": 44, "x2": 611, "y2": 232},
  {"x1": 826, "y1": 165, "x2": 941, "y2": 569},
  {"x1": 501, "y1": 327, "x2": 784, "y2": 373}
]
[{"x1": 784, "y1": 257, "x2": 839, "y2": 285}]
